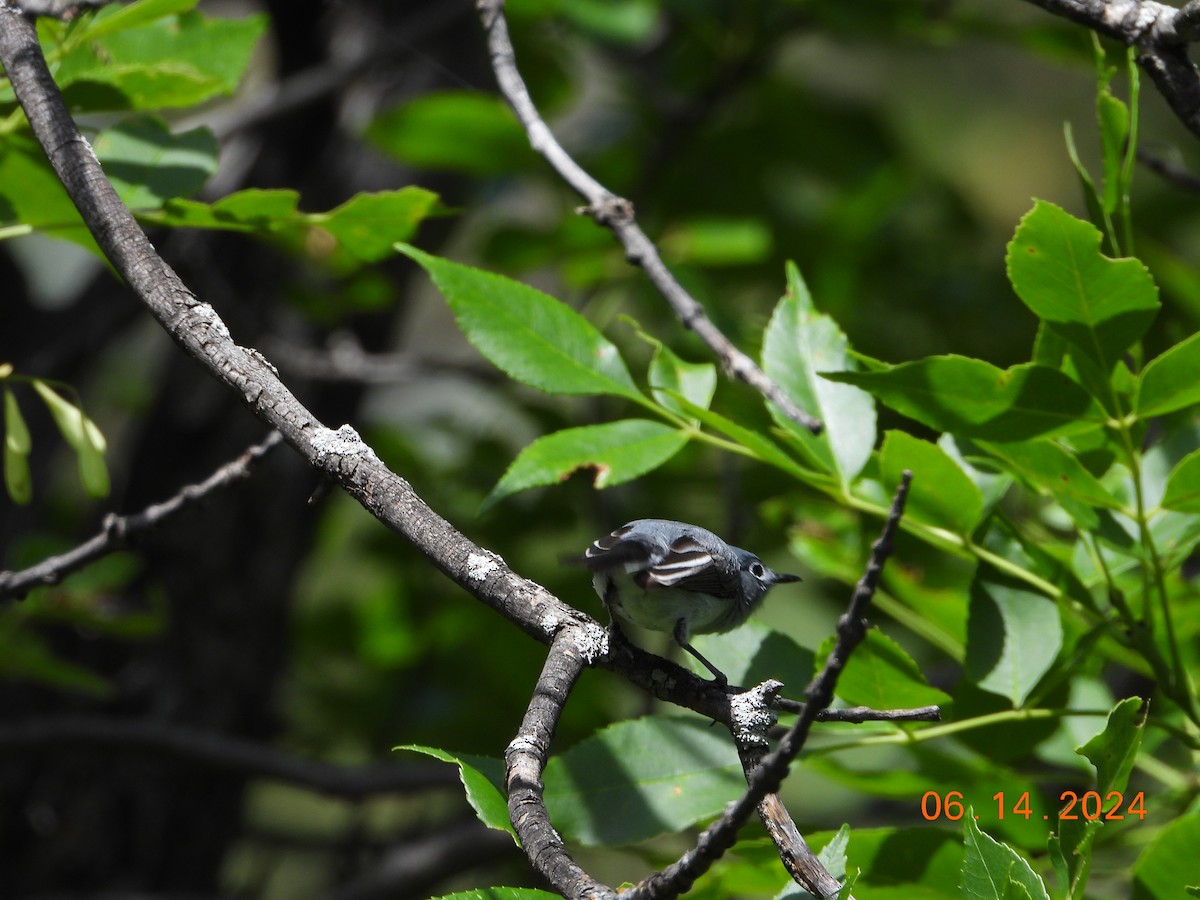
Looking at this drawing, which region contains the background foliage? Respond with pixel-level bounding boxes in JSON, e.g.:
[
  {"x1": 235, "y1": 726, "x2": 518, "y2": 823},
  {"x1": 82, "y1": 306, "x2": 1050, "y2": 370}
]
[{"x1": 2, "y1": 0, "x2": 1199, "y2": 898}]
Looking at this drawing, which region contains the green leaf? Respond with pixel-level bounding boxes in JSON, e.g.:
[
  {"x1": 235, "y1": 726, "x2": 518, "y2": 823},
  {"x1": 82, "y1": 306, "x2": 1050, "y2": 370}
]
[
  {"x1": 661, "y1": 217, "x2": 773, "y2": 266},
  {"x1": 398, "y1": 245, "x2": 643, "y2": 401},
  {"x1": 1077, "y1": 696, "x2": 1146, "y2": 795},
  {"x1": 1136, "y1": 331, "x2": 1200, "y2": 417},
  {"x1": 1006, "y1": 201, "x2": 1158, "y2": 381},
  {"x1": 395, "y1": 745, "x2": 514, "y2": 840},
  {"x1": 31, "y1": 380, "x2": 109, "y2": 497},
  {"x1": 71, "y1": 0, "x2": 200, "y2": 42},
  {"x1": 56, "y1": 9, "x2": 266, "y2": 111},
  {"x1": 1132, "y1": 813, "x2": 1200, "y2": 900},
  {"x1": 92, "y1": 116, "x2": 217, "y2": 209},
  {"x1": 648, "y1": 343, "x2": 717, "y2": 417},
  {"x1": 366, "y1": 91, "x2": 533, "y2": 175},
  {"x1": 0, "y1": 630, "x2": 114, "y2": 696},
  {"x1": 311, "y1": 189, "x2": 443, "y2": 264},
  {"x1": 543, "y1": 715, "x2": 743, "y2": 846},
  {"x1": 673, "y1": 398, "x2": 822, "y2": 483},
  {"x1": 979, "y1": 439, "x2": 1121, "y2": 530},
  {"x1": 815, "y1": 629, "x2": 951, "y2": 709},
  {"x1": 693, "y1": 620, "x2": 815, "y2": 690},
  {"x1": 4, "y1": 389, "x2": 32, "y2": 504},
  {"x1": 965, "y1": 576, "x2": 1061, "y2": 706},
  {"x1": 825, "y1": 357, "x2": 1103, "y2": 441},
  {"x1": 764, "y1": 262, "x2": 876, "y2": 483},
  {"x1": 1162, "y1": 447, "x2": 1200, "y2": 512},
  {"x1": 485, "y1": 420, "x2": 687, "y2": 508},
  {"x1": 880, "y1": 431, "x2": 983, "y2": 535},
  {"x1": 1048, "y1": 816, "x2": 1099, "y2": 900},
  {"x1": 961, "y1": 813, "x2": 1051, "y2": 900}
]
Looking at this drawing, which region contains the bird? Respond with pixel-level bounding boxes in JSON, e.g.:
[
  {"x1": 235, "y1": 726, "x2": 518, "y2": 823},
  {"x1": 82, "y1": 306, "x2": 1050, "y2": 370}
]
[{"x1": 574, "y1": 519, "x2": 801, "y2": 685}]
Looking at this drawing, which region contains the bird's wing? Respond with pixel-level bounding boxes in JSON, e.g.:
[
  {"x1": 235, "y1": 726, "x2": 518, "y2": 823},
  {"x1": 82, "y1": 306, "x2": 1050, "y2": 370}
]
[
  {"x1": 579, "y1": 523, "x2": 658, "y2": 572},
  {"x1": 641, "y1": 536, "x2": 740, "y2": 599}
]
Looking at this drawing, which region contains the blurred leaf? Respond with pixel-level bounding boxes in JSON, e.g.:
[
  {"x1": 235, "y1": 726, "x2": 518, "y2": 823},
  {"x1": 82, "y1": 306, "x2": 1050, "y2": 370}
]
[
  {"x1": 826, "y1": 357, "x2": 1104, "y2": 440},
  {"x1": 31, "y1": 380, "x2": 109, "y2": 497},
  {"x1": 92, "y1": 116, "x2": 217, "y2": 209},
  {"x1": 543, "y1": 715, "x2": 743, "y2": 846},
  {"x1": 396, "y1": 745, "x2": 514, "y2": 841},
  {"x1": 399, "y1": 245, "x2": 643, "y2": 401},
  {"x1": 880, "y1": 430, "x2": 983, "y2": 535},
  {"x1": 485, "y1": 419, "x2": 687, "y2": 508},
  {"x1": 1161, "y1": 447, "x2": 1200, "y2": 512},
  {"x1": 1135, "y1": 331, "x2": 1200, "y2": 418},
  {"x1": 1131, "y1": 813, "x2": 1200, "y2": 900},
  {"x1": 764, "y1": 262, "x2": 876, "y2": 484},
  {"x1": 561, "y1": 0, "x2": 660, "y2": 43},
  {"x1": 0, "y1": 629, "x2": 113, "y2": 696},
  {"x1": 961, "y1": 813, "x2": 1051, "y2": 900},
  {"x1": 1006, "y1": 201, "x2": 1158, "y2": 389},
  {"x1": 965, "y1": 576, "x2": 1061, "y2": 707},
  {"x1": 816, "y1": 629, "x2": 950, "y2": 709},
  {"x1": 3, "y1": 388, "x2": 32, "y2": 504},
  {"x1": 661, "y1": 217, "x2": 773, "y2": 266},
  {"x1": 367, "y1": 91, "x2": 533, "y2": 175},
  {"x1": 1077, "y1": 696, "x2": 1146, "y2": 795},
  {"x1": 1049, "y1": 815, "x2": 1099, "y2": 900}
]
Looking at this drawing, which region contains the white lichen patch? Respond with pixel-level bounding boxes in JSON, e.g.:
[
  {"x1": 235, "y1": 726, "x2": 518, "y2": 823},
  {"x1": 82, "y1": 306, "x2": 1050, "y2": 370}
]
[
  {"x1": 572, "y1": 621, "x2": 610, "y2": 663},
  {"x1": 730, "y1": 679, "x2": 783, "y2": 748},
  {"x1": 311, "y1": 424, "x2": 379, "y2": 465},
  {"x1": 466, "y1": 552, "x2": 501, "y2": 582}
]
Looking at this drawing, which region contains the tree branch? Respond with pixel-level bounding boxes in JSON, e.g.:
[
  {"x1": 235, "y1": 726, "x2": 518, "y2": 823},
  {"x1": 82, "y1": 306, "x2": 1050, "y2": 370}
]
[
  {"x1": 0, "y1": 432, "x2": 283, "y2": 602},
  {"x1": 10, "y1": 0, "x2": 116, "y2": 20},
  {"x1": 474, "y1": 0, "x2": 823, "y2": 436},
  {"x1": 0, "y1": 714, "x2": 457, "y2": 799}
]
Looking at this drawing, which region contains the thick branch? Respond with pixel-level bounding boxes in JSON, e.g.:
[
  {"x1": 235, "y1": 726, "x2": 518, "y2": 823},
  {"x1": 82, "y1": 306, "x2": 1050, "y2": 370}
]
[
  {"x1": 475, "y1": 0, "x2": 822, "y2": 435},
  {"x1": 0, "y1": 714, "x2": 457, "y2": 799},
  {"x1": 0, "y1": 432, "x2": 283, "y2": 601}
]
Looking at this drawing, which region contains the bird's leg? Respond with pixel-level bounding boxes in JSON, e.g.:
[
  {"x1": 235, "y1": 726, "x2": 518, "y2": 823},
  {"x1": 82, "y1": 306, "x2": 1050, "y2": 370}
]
[{"x1": 673, "y1": 619, "x2": 729, "y2": 687}]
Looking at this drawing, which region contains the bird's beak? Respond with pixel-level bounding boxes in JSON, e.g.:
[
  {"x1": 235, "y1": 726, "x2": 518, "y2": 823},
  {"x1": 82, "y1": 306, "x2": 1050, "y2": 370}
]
[{"x1": 773, "y1": 572, "x2": 803, "y2": 584}]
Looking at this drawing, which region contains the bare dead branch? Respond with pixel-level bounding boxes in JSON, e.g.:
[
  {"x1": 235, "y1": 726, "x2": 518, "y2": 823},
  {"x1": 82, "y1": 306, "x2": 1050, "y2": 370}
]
[
  {"x1": 1138, "y1": 145, "x2": 1200, "y2": 190},
  {"x1": 474, "y1": 0, "x2": 823, "y2": 436},
  {"x1": 0, "y1": 714, "x2": 457, "y2": 799},
  {"x1": 0, "y1": 432, "x2": 283, "y2": 602},
  {"x1": 777, "y1": 701, "x2": 942, "y2": 722}
]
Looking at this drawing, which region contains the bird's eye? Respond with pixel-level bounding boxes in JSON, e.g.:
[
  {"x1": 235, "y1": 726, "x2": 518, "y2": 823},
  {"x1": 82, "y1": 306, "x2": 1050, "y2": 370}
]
[{"x1": 750, "y1": 562, "x2": 766, "y2": 579}]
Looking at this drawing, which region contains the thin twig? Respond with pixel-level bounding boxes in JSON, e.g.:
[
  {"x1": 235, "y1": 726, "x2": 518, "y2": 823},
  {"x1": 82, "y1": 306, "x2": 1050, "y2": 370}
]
[
  {"x1": 1137, "y1": 145, "x2": 1200, "y2": 190},
  {"x1": 0, "y1": 714, "x2": 457, "y2": 799},
  {"x1": 474, "y1": 0, "x2": 823, "y2": 435},
  {"x1": 0, "y1": 432, "x2": 284, "y2": 601}
]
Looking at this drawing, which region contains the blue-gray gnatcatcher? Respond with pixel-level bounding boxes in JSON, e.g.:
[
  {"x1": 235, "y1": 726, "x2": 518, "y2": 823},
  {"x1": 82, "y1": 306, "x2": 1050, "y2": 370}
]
[{"x1": 576, "y1": 519, "x2": 801, "y2": 684}]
